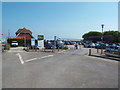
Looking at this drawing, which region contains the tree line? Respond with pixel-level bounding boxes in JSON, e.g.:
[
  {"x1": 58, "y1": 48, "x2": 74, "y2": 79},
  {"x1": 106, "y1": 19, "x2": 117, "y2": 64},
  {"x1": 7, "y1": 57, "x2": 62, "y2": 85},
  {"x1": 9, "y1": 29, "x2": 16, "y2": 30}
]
[{"x1": 82, "y1": 30, "x2": 120, "y2": 43}]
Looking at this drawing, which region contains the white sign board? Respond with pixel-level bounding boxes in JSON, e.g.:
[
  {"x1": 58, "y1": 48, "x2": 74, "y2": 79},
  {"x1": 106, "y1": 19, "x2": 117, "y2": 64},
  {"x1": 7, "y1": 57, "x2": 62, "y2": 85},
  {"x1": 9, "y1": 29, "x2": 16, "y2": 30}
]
[
  {"x1": 38, "y1": 40, "x2": 44, "y2": 49},
  {"x1": 31, "y1": 39, "x2": 35, "y2": 46}
]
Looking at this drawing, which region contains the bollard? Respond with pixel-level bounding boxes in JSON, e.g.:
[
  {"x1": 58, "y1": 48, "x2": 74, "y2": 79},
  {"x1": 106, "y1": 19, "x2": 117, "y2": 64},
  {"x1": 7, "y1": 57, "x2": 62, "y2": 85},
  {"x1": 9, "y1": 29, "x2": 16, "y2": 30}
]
[
  {"x1": 97, "y1": 49, "x2": 99, "y2": 53},
  {"x1": 52, "y1": 48, "x2": 55, "y2": 53},
  {"x1": 101, "y1": 48, "x2": 103, "y2": 54},
  {"x1": 44, "y1": 48, "x2": 45, "y2": 52},
  {"x1": 89, "y1": 49, "x2": 91, "y2": 56},
  {"x1": 58, "y1": 47, "x2": 60, "y2": 51}
]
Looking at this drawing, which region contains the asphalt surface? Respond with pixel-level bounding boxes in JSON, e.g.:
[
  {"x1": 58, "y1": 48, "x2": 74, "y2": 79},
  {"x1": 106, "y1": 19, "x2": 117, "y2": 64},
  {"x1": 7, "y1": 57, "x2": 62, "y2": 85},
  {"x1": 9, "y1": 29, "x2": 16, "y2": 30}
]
[{"x1": 2, "y1": 45, "x2": 118, "y2": 88}]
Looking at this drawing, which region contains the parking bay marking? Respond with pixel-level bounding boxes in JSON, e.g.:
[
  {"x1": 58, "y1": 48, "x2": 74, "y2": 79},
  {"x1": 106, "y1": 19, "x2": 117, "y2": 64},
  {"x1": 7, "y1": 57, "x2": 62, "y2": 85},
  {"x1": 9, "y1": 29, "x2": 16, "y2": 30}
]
[
  {"x1": 16, "y1": 53, "x2": 54, "y2": 64},
  {"x1": 16, "y1": 53, "x2": 24, "y2": 64},
  {"x1": 25, "y1": 55, "x2": 54, "y2": 63}
]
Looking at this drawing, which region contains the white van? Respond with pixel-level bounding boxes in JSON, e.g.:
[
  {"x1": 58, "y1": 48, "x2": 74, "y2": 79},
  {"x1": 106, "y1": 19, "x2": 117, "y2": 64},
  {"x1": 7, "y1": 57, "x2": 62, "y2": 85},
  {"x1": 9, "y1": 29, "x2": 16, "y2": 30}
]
[{"x1": 11, "y1": 41, "x2": 18, "y2": 47}]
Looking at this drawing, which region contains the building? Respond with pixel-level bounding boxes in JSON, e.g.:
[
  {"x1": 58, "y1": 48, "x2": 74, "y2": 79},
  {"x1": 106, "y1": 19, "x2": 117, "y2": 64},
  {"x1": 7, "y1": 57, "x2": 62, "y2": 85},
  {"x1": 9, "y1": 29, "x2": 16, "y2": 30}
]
[{"x1": 16, "y1": 27, "x2": 34, "y2": 39}]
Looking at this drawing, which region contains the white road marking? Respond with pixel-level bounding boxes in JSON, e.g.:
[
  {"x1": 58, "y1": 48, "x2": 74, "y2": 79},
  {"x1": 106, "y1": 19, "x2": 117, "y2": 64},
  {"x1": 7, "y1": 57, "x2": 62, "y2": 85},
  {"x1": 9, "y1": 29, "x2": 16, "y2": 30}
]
[
  {"x1": 16, "y1": 53, "x2": 24, "y2": 64},
  {"x1": 16, "y1": 53, "x2": 54, "y2": 64},
  {"x1": 25, "y1": 55, "x2": 54, "y2": 63},
  {"x1": 39, "y1": 55, "x2": 54, "y2": 59},
  {"x1": 24, "y1": 58, "x2": 38, "y2": 62}
]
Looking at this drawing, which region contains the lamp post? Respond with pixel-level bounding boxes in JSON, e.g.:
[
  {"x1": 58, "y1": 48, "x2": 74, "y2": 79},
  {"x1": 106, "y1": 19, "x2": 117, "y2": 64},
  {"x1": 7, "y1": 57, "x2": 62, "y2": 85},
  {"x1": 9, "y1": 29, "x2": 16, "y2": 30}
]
[
  {"x1": 101, "y1": 24, "x2": 104, "y2": 54},
  {"x1": 118, "y1": 27, "x2": 120, "y2": 43}
]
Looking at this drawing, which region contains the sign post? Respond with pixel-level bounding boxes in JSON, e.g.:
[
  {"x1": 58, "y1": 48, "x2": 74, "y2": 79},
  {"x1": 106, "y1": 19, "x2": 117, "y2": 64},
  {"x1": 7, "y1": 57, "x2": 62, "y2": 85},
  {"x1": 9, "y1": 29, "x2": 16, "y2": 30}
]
[
  {"x1": 38, "y1": 35, "x2": 44, "y2": 49},
  {"x1": 31, "y1": 38, "x2": 35, "y2": 46}
]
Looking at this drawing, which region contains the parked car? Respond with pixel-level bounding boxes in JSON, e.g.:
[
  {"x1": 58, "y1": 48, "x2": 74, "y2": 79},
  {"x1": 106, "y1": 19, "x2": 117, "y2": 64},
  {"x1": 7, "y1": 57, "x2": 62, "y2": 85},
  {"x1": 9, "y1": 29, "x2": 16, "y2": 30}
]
[
  {"x1": 90, "y1": 43, "x2": 95, "y2": 48},
  {"x1": 95, "y1": 43, "x2": 107, "y2": 49},
  {"x1": 83, "y1": 43, "x2": 92, "y2": 48},
  {"x1": 116, "y1": 43, "x2": 120, "y2": 46},
  {"x1": 44, "y1": 42, "x2": 56, "y2": 49},
  {"x1": 56, "y1": 44, "x2": 64, "y2": 49},
  {"x1": 64, "y1": 41, "x2": 70, "y2": 45},
  {"x1": 11, "y1": 41, "x2": 18, "y2": 47}
]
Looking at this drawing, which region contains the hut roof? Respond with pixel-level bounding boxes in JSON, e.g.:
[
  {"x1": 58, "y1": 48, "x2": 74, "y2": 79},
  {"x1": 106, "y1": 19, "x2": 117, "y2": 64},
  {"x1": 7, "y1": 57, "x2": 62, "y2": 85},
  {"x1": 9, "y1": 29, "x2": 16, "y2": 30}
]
[{"x1": 16, "y1": 28, "x2": 32, "y2": 35}]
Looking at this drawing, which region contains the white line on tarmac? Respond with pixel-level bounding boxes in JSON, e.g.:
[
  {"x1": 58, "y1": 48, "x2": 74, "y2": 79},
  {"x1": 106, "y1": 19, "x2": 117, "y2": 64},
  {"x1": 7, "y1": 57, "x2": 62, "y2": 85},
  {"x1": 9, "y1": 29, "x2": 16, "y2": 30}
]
[
  {"x1": 39, "y1": 55, "x2": 54, "y2": 59},
  {"x1": 16, "y1": 53, "x2": 54, "y2": 64},
  {"x1": 16, "y1": 53, "x2": 24, "y2": 64},
  {"x1": 24, "y1": 58, "x2": 38, "y2": 62},
  {"x1": 25, "y1": 55, "x2": 54, "y2": 63}
]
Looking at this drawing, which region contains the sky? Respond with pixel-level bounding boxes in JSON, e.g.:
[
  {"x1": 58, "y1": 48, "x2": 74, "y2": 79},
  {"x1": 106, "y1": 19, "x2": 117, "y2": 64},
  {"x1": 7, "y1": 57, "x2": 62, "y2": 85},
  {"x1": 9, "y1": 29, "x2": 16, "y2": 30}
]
[{"x1": 2, "y1": 2, "x2": 118, "y2": 40}]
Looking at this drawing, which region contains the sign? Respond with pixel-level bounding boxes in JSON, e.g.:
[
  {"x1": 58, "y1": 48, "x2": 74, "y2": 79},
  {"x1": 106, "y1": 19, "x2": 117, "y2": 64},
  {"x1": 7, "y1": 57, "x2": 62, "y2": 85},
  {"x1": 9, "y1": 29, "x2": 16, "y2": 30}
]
[
  {"x1": 38, "y1": 35, "x2": 44, "y2": 40},
  {"x1": 38, "y1": 40, "x2": 44, "y2": 49},
  {"x1": 37, "y1": 35, "x2": 44, "y2": 49},
  {"x1": 31, "y1": 38, "x2": 35, "y2": 46}
]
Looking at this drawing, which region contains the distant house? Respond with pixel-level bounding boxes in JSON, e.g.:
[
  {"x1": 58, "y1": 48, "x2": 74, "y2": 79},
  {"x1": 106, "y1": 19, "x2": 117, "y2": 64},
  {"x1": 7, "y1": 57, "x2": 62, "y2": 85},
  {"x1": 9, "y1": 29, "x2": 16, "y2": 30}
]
[{"x1": 16, "y1": 27, "x2": 34, "y2": 39}]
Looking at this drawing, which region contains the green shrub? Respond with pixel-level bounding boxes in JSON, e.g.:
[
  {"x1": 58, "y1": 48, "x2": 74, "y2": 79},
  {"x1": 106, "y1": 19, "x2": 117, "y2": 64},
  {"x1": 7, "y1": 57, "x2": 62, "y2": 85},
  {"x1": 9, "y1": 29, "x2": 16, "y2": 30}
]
[{"x1": 63, "y1": 46, "x2": 69, "y2": 50}]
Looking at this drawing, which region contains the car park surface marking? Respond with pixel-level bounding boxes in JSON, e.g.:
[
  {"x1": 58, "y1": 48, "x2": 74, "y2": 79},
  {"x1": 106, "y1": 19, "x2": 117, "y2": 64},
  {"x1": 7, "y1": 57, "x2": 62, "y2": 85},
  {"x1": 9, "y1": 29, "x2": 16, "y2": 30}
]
[
  {"x1": 16, "y1": 53, "x2": 24, "y2": 64},
  {"x1": 24, "y1": 58, "x2": 38, "y2": 62},
  {"x1": 25, "y1": 55, "x2": 54, "y2": 63},
  {"x1": 16, "y1": 53, "x2": 54, "y2": 64}
]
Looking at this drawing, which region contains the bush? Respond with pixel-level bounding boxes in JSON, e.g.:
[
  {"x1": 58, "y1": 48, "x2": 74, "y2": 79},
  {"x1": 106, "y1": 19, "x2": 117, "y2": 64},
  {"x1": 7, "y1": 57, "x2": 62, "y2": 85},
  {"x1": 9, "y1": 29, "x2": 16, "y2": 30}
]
[{"x1": 63, "y1": 46, "x2": 69, "y2": 50}]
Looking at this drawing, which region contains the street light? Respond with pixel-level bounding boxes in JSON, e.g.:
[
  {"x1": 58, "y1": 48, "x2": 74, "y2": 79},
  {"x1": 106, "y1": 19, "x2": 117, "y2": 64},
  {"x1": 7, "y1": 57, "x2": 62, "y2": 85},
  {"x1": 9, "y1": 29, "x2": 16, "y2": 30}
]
[
  {"x1": 101, "y1": 24, "x2": 104, "y2": 42},
  {"x1": 101, "y1": 24, "x2": 104, "y2": 54}
]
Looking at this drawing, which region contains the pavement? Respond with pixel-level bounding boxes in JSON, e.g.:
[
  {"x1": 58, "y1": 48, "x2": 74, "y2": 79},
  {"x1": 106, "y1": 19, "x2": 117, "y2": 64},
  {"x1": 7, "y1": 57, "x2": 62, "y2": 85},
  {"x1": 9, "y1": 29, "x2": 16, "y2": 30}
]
[{"x1": 2, "y1": 45, "x2": 118, "y2": 88}]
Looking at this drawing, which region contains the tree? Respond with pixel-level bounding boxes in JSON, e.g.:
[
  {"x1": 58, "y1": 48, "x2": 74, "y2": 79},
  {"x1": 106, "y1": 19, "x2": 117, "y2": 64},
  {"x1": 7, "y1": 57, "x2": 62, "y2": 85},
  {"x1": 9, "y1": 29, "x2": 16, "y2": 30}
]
[
  {"x1": 82, "y1": 31, "x2": 102, "y2": 39},
  {"x1": 82, "y1": 30, "x2": 120, "y2": 43},
  {"x1": 104, "y1": 30, "x2": 120, "y2": 42},
  {"x1": 104, "y1": 31, "x2": 120, "y2": 38}
]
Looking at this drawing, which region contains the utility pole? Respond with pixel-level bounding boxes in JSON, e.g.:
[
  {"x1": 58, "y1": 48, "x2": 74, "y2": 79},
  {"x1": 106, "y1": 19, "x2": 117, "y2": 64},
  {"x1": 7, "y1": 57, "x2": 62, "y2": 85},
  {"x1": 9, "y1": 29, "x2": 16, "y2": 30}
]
[
  {"x1": 8, "y1": 29, "x2": 10, "y2": 38},
  {"x1": 6, "y1": 29, "x2": 10, "y2": 49},
  {"x1": 54, "y1": 36, "x2": 57, "y2": 46}
]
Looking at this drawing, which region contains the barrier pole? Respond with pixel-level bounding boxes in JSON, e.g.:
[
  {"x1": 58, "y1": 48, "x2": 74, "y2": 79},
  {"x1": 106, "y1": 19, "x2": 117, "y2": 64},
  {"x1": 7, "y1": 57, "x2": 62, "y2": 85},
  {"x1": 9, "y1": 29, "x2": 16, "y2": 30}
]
[{"x1": 89, "y1": 49, "x2": 91, "y2": 56}]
